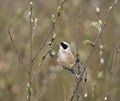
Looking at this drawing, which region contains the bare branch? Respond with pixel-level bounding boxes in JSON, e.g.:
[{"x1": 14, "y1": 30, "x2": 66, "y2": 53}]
[
  {"x1": 31, "y1": 0, "x2": 69, "y2": 82},
  {"x1": 8, "y1": 26, "x2": 29, "y2": 73},
  {"x1": 76, "y1": 10, "x2": 82, "y2": 74},
  {"x1": 29, "y1": 0, "x2": 33, "y2": 71},
  {"x1": 104, "y1": 39, "x2": 120, "y2": 100},
  {"x1": 31, "y1": 32, "x2": 56, "y2": 82},
  {"x1": 31, "y1": 50, "x2": 50, "y2": 82},
  {"x1": 27, "y1": 1, "x2": 34, "y2": 101},
  {"x1": 70, "y1": 0, "x2": 118, "y2": 101},
  {"x1": 32, "y1": 0, "x2": 68, "y2": 61}
]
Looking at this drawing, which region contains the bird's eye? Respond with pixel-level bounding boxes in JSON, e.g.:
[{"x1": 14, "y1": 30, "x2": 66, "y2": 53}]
[{"x1": 60, "y1": 42, "x2": 68, "y2": 49}]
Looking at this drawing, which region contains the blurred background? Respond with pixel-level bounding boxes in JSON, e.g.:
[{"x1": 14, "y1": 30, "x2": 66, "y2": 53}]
[{"x1": 0, "y1": 0, "x2": 120, "y2": 101}]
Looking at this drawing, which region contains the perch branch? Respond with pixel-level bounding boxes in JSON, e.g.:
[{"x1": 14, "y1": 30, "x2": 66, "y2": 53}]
[
  {"x1": 70, "y1": 0, "x2": 118, "y2": 101},
  {"x1": 32, "y1": 0, "x2": 68, "y2": 61},
  {"x1": 31, "y1": 0, "x2": 69, "y2": 82}
]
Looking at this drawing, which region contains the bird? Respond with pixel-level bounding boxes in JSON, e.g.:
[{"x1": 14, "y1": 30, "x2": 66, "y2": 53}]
[{"x1": 56, "y1": 41, "x2": 77, "y2": 74}]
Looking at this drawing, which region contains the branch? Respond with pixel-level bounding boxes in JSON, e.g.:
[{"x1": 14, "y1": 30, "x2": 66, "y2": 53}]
[
  {"x1": 27, "y1": 1, "x2": 34, "y2": 101},
  {"x1": 8, "y1": 26, "x2": 29, "y2": 74},
  {"x1": 104, "y1": 39, "x2": 120, "y2": 100},
  {"x1": 76, "y1": 10, "x2": 82, "y2": 74},
  {"x1": 31, "y1": 0, "x2": 69, "y2": 82},
  {"x1": 70, "y1": 0, "x2": 118, "y2": 101},
  {"x1": 31, "y1": 50, "x2": 51, "y2": 82},
  {"x1": 29, "y1": 1, "x2": 33, "y2": 73},
  {"x1": 31, "y1": 32, "x2": 56, "y2": 82},
  {"x1": 32, "y1": 0, "x2": 68, "y2": 61}
]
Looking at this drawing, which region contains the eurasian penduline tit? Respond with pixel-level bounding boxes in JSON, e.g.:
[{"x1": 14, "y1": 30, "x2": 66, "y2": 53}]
[{"x1": 56, "y1": 41, "x2": 77, "y2": 74}]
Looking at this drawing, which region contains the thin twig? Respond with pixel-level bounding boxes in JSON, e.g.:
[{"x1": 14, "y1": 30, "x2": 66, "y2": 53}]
[
  {"x1": 76, "y1": 11, "x2": 88, "y2": 95},
  {"x1": 29, "y1": 1, "x2": 33, "y2": 73},
  {"x1": 31, "y1": 0, "x2": 69, "y2": 82},
  {"x1": 32, "y1": 0, "x2": 68, "y2": 61},
  {"x1": 70, "y1": 0, "x2": 118, "y2": 101},
  {"x1": 27, "y1": 1, "x2": 33, "y2": 101},
  {"x1": 32, "y1": 24, "x2": 55, "y2": 61},
  {"x1": 31, "y1": 32, "x2": 56, "y2": 82},
  {"x1": 104, "y1": 40, "x2": 120, "y2": 100},
  {"x1": 31, "y1": 50, "x2": 51, "y2": 82},
  {"x1": 8, "y1": 26, "x2": 29, "y2": 74},
  {"x1": 76, "y1": 10, "x2": 81, "y2": 74}
]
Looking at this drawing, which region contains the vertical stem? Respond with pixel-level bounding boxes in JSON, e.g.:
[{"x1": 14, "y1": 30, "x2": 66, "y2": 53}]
[
  {"x1": 29, "y1": 0, "x2": 33, "y2": 71},
  {"x1": 27, "y1": 1, "x2": 33, "y2": 101},
  {"x1": 70, "y1": 0, "x2": 118, "y2": 100},
  {"x1": 105, "y1": 40, "x2": 120, "y2": 99}
]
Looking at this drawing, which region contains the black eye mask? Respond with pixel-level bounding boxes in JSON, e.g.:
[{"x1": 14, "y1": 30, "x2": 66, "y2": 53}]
[{"x1": 60, "y1": 42, "x2": 68, "y2": 49}]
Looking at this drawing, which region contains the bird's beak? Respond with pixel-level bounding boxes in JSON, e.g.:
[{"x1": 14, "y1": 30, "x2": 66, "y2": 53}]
[
  {"x1": 59, "y1": 42, "x2": 63, "y2": 46},
  {"x1": 60, "y1": 41, "x2": 64, "y2": 45}
]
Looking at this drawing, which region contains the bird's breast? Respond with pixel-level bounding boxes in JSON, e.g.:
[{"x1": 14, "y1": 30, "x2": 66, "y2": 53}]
[{"x1": 57, "y1": 50, "x2": 76, "y2": 68}]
